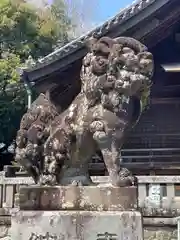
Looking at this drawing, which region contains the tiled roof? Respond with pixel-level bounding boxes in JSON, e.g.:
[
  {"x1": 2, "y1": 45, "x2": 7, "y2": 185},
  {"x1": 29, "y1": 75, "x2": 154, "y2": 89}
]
[{"x1": 25, "y1": 0, "x2": 155, "y2": 72}]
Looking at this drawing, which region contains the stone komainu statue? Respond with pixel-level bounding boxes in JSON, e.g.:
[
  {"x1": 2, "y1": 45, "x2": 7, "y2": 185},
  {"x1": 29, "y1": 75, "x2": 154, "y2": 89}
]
[{"x1": 15, "y1": 36, "x2": 154, "y2": 186}]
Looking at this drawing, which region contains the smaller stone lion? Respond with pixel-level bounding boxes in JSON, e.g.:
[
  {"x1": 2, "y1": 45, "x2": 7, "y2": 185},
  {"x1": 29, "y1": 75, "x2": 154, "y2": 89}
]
[{"x1": 15, "y1": 36, "x2": 154, "y2": 186}]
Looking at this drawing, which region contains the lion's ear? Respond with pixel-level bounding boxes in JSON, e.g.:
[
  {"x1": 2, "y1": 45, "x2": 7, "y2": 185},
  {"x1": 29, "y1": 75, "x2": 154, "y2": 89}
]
[
  {"x1": 98, "y1": 37, "x2": 115, "y2": 48},
  {"x1": 85, "y1": 37, "x2": 98, "y2": 52}
]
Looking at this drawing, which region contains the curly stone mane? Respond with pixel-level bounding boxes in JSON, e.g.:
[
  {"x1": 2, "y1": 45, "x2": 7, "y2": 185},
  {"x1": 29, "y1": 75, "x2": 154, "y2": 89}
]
[
  {"x1": 15, "y1": 36, "x2": 154, "y2": 186},
  {"x1": 81, "y1": 37, "x2": 153, "y2": 108}
]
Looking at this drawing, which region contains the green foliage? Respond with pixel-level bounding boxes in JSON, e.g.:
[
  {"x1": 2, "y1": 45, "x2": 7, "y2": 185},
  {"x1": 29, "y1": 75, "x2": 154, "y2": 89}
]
[
  {"x1": 0, "y1": 51, "x2": 25, "y2": 144},
  {"x1": 0, "y1": 0, "x2": 71, "y2": 144},
  {"x1": 51, "y1": 0, "x2": 74, "y2": 48},
  {"x1": 0, "y1": 0, "x2": 71, "y2": 60}
]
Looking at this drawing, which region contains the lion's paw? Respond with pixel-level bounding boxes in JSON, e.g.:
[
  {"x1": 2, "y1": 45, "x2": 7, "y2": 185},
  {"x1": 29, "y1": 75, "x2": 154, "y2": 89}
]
[{"x1": 111, "y1": 168, "x2": 137, "y2": 187}]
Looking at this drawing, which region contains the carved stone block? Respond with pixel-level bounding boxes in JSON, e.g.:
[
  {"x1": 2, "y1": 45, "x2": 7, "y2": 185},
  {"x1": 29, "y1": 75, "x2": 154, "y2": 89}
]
[
  {"x1": 19, "y1": 186, "x2": 138, "y2": 211},
  {"x1": 11, "y1": 210, "x2": 143, "y2": 240}
]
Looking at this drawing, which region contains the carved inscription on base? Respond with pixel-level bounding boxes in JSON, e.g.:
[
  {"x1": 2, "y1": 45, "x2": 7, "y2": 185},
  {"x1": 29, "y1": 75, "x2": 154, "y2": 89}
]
[
  {"x1": 97, "y1": 232, "x2": 118, "y2": 240},
  {"x1": 29, "y1": 232, "x2": 64, "y2": 240}
]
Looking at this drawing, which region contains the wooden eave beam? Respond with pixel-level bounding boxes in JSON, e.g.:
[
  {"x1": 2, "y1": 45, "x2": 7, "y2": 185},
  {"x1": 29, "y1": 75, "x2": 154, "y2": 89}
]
[
  {"x1": 151, "y1": 97, "x2": 180, "y2": 104},
  {"x1": 142, "y1": 7, "x2": 180, "y2": 47}
]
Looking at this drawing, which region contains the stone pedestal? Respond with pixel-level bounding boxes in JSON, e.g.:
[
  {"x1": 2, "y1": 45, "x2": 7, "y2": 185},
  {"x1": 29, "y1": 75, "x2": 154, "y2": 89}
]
[
  {"x1": 11, "y1": 185, "x2": 143, "y2": 240},
  {"x1": 11, "y1": 211, "x2": 143, "y2": 240}
]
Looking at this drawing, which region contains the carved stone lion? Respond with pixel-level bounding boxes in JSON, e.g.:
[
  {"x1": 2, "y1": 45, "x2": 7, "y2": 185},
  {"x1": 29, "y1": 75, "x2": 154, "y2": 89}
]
[
  {"x1": 15, "y1": 36, "x2": 154, "y2": 186},
  {"x1": 15, "y1": 93, "x2": 59, "y2": 182}
]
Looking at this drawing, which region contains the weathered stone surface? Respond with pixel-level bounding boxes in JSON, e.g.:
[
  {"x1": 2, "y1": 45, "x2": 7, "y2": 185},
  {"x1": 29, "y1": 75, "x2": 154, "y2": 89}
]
[
  {"x1": 0, "y1": 225, "x2": 177, "y2": 240},
  {"x1": 0, "y1": 216, "x2": 11, "y2": 240},
  {"x1": 19, "y1": 185, "x2": 137, "y2": 211},
  {"x1": 0, "y1": 226, "x2": 11, "y2": 240},
  {"x1": 1, "y1": 224, "x2": 178, "y2": 240},
  {"x1": 11, "y1": 210, "x2": 143, "y2": 240},
  {"x1": 0, "y1": 216, "x2": 11, "y2": 226},
  {"x1": 144, "y1": 227, "x2": 177, "y2": 240}
]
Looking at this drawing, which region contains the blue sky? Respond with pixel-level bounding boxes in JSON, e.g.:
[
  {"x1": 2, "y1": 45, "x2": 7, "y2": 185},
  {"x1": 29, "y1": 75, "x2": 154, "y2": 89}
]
[
  {"x1": 48, "y1": 0, "x2": 134, "y2": 33},
  {"x1": 94, "y1": 0, "x2": 134, "y2": 23},
  {"x1": 49, "y1": 0, "x2": 134, "y2": 24}
]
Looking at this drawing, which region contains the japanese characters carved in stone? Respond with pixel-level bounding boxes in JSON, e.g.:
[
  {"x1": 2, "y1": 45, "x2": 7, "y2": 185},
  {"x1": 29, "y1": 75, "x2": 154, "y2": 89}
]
[{"x1": 15, "y1": 36, "x2": 154, "y2": 186}]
